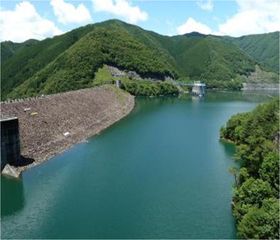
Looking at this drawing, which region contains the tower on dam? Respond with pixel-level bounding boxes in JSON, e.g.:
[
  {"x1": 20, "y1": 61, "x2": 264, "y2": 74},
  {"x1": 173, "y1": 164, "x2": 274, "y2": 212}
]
[
  {"x1": 192, "y1": 81, "x2": 206, "y2": 97},
  {"x1": 1, "y1": 117, "x2": 21, "y2": 170}
]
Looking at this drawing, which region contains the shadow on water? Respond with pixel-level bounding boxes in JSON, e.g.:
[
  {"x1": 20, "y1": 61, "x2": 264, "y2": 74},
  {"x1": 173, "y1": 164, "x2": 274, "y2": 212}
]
[
  {"x1": 1, "y1": 156, "x2": 34, "y2": 171},
  {"x1": 1, "y1": 176, "x2": 25, "y2": 217},
  {"x1": 179, "y1": 90, "x2": 279, "y2": 103},
  {"x1": 0, "y1": 155, "x2": 32, "y2": 217},
  {"x1": 16, "y1": 156, "x2": 35, "y2": 167},
  {"x1": 220, "y1": 141, "x2": 236, "y2": 159}
]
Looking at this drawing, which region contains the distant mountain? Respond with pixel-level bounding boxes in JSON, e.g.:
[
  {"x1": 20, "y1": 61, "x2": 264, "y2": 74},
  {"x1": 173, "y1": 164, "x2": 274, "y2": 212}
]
[
  {"x1": 158, "y1": 33, "x2": 256, "y2": 81},
  {"x1": 227, "y1": 32, "x2": 279, "y2": 73},
  {"x1": 184, "y1": 32, "x2": 208, "y2": 38},
  {"x1": 1, "y1": 20, "x2": 279, "y2": 99},
  {"x1": 1, "y1": 24, "x2": 97, "y2": 99},
  {"x1": 1, "y1": 39, "x2": 38, "y2": 63}
]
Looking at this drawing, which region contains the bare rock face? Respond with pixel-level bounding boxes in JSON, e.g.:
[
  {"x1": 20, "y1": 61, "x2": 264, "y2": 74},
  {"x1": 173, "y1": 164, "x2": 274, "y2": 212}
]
[
  {"x1": 107, "y1": 65, "x2": 127, "y2": 78},
  {"x1": 107, "y1": 65, "x2": 141, "y2": 79},
  {"x1": 242, "y1": 83, "x2": 280, "y2": 90},
  {"x1": 2, "y1": 164, "x2": 21, "y2": 178},
  {"x1": 127, "y1": 71, "x2": 141, "y2": 79},
  {"x1": 106, "y1": 65, "x2": 174, "y2": 82}
]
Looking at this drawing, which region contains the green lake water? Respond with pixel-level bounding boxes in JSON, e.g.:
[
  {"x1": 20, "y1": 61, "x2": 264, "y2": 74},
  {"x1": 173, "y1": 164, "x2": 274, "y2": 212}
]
[{"x1": 1, "y1": 92, "x2": 274, "y2": 239}]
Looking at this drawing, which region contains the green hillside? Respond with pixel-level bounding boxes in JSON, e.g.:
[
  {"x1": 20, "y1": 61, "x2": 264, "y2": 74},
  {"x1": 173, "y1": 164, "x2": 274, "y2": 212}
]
[
  {"x1": 1, "y1": 39, "x2": 39, "y2": 63},
  {"x1": 220, "y1": 99, "x2": 279, "y2": 239},
  {"x1": 228, "y1": 32, "x2": 279, "y2": 73},
  {"x1": 1, "y1": 20, "x2": 279, "y2": 99},
  {"x1": 1, "y1": 24, "x2": 98, "y2": 99},
  {"x1": 7, "y1": 22, "x2": 177, "y2": 98}
]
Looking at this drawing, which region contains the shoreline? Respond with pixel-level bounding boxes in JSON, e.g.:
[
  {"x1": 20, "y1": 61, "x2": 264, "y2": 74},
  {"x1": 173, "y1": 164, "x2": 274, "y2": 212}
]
[
  {"x1": 219, "y1": 137, "x2": 236, "y2": 145},
  {"x1": 1, "y1": 85, "x2": 135, "y2": 177}
]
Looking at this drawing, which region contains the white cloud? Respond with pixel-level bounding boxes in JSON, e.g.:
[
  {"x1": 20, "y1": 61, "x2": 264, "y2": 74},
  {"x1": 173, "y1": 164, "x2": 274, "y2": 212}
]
[
  {"x1": 177, "y1": 17, "x2": 212, "y2": 35},
  {"x1": 50, "y1": 0, "x2": 92, "y2": 25},
  {"x1": 218, "y1": 0, "x2": 280, "y2": 36},
  {"x1": 196, "y1": 0, "x2": 213, "y2": 11},
  {"x1": 0, "y1": 1, "x2": 62, "y2": 42},
  {"x1": 92, "y1": 0, "x2": 148, "y2": 24}
]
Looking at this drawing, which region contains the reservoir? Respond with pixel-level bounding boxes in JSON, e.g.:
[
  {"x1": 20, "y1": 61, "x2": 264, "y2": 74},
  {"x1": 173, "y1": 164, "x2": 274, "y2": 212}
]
[{"x1": 1, "y1": 92, "x2": 273, "y2": 239}]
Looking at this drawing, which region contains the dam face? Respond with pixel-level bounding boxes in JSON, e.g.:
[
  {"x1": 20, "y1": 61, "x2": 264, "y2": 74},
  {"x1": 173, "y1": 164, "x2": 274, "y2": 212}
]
[{"x1": 1, "y1": 117, "x2": 21, "y2": 169}]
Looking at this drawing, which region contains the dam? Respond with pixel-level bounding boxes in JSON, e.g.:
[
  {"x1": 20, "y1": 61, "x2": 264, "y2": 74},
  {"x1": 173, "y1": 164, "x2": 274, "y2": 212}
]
[
  {"x1": 191, "y1": 81, "x2": 206, "y2": 96},
  {"x1": 0, "y1": 85, "x2": 134, "y2": 173},
  {"x1": 174, "y1": 81, "x2": 206, "y2": 96}
]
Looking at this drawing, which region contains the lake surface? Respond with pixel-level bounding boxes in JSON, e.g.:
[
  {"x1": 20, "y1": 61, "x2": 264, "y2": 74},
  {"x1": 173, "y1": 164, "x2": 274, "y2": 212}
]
[{"x1": 1, "y1": 92, "x2": 273, "y2": 239}]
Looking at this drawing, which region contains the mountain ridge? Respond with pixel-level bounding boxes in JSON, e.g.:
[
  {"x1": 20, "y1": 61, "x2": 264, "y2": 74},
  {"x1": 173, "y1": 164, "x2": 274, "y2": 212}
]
[{"x1": 1, "y1": 19, "x2": 279, "y2": 99}]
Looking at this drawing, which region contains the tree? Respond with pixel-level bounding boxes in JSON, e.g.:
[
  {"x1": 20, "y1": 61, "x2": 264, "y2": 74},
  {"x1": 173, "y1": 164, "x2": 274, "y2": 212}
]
[
  {"x1": 229, "y1": 166, "x2": 239, "y2": 186},
  {"x1": 235, "y1": 178, "x2": 273, "y2": 207},
  {"x1": 221, "y1": 98, "x2": 279, "y2": 238},
  {"x1": 237, "y1": 198, "x2": 279, "y2": 239},
  {"x1": 259, "y1": 151, "x2": 279, "y2": 195}
]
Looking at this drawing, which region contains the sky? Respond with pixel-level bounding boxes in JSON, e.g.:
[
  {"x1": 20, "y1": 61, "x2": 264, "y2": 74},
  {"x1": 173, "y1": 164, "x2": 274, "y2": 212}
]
[{"x1": 0, "y1": 0, "x2": 279, "y2": 42}]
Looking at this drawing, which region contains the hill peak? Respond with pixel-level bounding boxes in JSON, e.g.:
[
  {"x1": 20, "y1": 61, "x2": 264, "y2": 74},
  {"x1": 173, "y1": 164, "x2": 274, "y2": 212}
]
[{"x1": 184, "y1": 32, "x2": 207, "y2": 38}]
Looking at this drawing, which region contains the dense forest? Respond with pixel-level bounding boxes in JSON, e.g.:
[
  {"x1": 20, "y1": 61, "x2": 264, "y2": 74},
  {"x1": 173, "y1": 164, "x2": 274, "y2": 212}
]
[
  {"x1": 220, "y1": 99, "x2": 279, "y2": 239},
  {"x1": 1, "y1": 20, "x2": 279, "y2": 99}
]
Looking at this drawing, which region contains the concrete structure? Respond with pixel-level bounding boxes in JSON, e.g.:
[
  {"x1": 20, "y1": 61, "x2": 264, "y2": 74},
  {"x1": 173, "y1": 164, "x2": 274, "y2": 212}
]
[
  {"x1": 1, "y1": 86, "x2": 134, "y2": 173},
  {"x1": 1, "y1": 117, "x2": 21, "y2": 170},
  {"x1": 115, "y1": 80, "x2": 121, "y2": 88},
  {"x1": 173, "y1": 80, "x2": 206, "y2": 96},
  {"x1": 191, "y1": 81, "x2": 206, "y2": 96}
]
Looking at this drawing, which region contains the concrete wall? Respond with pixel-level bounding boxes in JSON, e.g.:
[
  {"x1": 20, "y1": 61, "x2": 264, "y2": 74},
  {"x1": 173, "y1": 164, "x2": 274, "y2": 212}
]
[
  {"x1": 242, "y1": 83, "x2": 280, "y2": 90},
  {"x1": 1, "y1": 118, "x2": 21, "y2": 169},
  {"x1": 192, "y1": 85, "x2": 205, "y2": 96}
]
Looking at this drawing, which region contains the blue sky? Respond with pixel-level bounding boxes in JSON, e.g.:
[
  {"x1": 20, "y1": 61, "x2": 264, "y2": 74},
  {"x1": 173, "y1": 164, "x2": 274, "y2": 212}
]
[{"x1": 1, "y1": 0, "x2": 279, "y2": 42}]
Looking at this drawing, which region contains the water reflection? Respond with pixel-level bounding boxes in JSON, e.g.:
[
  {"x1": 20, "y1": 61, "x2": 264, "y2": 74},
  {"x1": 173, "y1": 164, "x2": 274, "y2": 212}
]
[
  {"x1": 1, "y1": 176, "x2": 25, "y2": 217},
  {"x1": 191, "y1": 95, "x2": 205, "y2": 102},
  {"x1": 220, "y1": 141, "x2": 236, "y2": 159},
  {"x1": 206, "y1": 90, "x2": 278, "y2": 102}
]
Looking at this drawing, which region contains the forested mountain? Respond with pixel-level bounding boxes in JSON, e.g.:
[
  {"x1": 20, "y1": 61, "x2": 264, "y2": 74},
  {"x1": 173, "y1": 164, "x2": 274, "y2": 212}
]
[
  {"x1": 1, "y1": 24, "x2": 97, "y2": 98},
  {"x1": 1, "y1": 39, "x2": 39, "y2": 63},
  {"x1": 228, "y1": 32, "x2": 279, "y2": 73},
  {"x1": 1, "y1": 19, "x2": 279, "y2": 99},
  {"x1": 159, "y1": 33, "x2": 257, "y2": 88}
]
